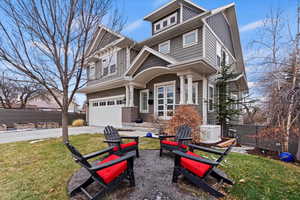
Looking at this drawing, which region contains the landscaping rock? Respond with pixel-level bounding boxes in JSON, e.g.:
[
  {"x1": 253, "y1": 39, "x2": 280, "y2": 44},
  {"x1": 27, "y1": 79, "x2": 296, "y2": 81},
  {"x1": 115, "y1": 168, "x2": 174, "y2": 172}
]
[
  {"x1": 13, "y1": 123, "x2": 35, "y2": 129},
  {"x1": 46, "y1": 122, "x2": 59, "y2": 128},
  {"x1": 68, "y1": 150, "x2": 217, "y2": 200},
  {"x1": 0, "y1": 124, "x2": 7, "y2": 131}
]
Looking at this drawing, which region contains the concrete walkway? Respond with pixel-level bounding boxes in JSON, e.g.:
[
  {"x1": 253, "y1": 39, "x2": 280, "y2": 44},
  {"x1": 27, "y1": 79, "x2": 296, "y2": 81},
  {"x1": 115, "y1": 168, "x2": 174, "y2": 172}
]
[{"x1": 0, "y1": 126, "x2": 148, "y2": 144}]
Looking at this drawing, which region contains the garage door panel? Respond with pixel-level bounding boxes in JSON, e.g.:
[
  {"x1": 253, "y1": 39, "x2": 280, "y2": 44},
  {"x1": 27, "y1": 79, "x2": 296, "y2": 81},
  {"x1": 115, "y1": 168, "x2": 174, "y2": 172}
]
[{"x1": 89, "y1": 96, "x2": 124, "y2": 127}]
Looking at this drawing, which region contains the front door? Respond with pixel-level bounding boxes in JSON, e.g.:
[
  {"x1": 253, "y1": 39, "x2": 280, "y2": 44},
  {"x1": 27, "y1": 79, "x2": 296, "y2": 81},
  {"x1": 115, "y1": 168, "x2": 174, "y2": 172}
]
[{"x1": 155, "y1": 81, "x2": 176, "y2": 120}]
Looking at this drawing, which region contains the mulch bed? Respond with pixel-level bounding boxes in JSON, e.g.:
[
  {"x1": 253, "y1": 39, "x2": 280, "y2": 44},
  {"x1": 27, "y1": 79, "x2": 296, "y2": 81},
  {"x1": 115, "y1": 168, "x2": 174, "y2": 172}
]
[
  {"x1": 67, "y1": 150, "x2": 226, "y2": 200},
  {"x1": 246, "y1": 147, "x2": 280, "y2": 160}
]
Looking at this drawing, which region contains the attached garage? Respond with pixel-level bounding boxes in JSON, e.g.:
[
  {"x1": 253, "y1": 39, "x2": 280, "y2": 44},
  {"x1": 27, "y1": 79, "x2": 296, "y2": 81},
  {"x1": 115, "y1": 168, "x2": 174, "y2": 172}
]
[{"x1": 89, "y1": 95, "x2": 125, "y2": 127}]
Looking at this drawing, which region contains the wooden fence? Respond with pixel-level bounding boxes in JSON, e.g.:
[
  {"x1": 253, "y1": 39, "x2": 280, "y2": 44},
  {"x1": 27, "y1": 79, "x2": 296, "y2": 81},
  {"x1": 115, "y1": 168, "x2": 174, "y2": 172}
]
[
  {"x1": 0, "y1": 109, "x2": 86, "y2": 127},
  {"x1": 230, "y1": 124, "x2": 299, "y2": 155}
]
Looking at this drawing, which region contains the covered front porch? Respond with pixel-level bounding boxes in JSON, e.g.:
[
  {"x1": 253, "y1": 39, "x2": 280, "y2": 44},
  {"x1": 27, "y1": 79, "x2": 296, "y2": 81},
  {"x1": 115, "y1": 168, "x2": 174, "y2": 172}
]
[{"x1": 122, "y1": 62, "x2": 216, "y2": 126}]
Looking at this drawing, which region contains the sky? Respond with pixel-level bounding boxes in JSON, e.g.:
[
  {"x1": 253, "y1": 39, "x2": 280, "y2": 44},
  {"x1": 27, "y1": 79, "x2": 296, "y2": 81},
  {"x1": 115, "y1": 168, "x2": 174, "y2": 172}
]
[{"x1": 76, "y1": 0, "x2": 298, "y2": 106}]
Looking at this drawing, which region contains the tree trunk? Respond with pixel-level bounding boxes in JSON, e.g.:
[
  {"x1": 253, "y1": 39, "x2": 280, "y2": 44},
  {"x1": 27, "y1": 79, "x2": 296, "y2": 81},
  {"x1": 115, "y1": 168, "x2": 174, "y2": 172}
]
[
  {"x1": 62, "y1": 110, "x2": 69, "y2": 143},
  {"x1": 296, "y1": 137, "x2": 300, "y2": 161}
]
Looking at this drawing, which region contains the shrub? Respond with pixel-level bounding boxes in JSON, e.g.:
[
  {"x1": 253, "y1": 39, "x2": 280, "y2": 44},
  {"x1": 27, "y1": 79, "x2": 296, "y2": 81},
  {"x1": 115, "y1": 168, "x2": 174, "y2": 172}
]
[
  {"x1": 72, "y1": 119, "x2": 85, "y2": 127},
  {"x1": 164, "y1": 105, "x2": 202, "y2": 143}
]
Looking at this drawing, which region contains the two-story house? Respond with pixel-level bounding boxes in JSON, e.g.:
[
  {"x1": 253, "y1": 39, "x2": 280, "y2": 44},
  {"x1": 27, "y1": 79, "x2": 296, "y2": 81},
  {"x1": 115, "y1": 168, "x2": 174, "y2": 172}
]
[{"x1": 78, "y1": 0, "x2": 248, "y2": 128}]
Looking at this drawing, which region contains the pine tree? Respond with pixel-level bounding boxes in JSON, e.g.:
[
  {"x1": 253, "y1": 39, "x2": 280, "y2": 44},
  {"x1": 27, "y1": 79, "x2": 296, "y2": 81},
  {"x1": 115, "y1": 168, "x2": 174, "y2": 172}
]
[{"x1": 215, "y1": 63, "x2": 243, "y2": 136}]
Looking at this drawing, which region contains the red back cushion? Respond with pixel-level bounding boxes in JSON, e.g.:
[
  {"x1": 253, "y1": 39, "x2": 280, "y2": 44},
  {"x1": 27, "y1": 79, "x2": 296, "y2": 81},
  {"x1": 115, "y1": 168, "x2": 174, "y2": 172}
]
[{"x1": 161, "y1": 140, "x2": 187, "y2": 149}]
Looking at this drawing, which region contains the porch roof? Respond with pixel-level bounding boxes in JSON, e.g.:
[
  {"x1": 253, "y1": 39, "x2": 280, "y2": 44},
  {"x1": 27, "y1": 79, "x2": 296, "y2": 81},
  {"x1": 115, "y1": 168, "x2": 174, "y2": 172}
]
[{"x1": 125, "y1": 46, "x2": 177, "y2": 77}]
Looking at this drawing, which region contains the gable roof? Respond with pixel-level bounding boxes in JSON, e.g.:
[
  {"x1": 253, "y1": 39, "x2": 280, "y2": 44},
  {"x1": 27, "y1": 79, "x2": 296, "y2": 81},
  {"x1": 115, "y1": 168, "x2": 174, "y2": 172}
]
[
  {"x1": 203, "y1": 3, "x2": 247, "y2": 79},
  {"x1": 125, "y1": 46, "x2": 177, "y2": 76},
  {"x1": 86, "y1": 25, "x2": 134, "y2": 57},
  {"x1": 144, "y1": 0, "x2": 206, "y2": 22}
]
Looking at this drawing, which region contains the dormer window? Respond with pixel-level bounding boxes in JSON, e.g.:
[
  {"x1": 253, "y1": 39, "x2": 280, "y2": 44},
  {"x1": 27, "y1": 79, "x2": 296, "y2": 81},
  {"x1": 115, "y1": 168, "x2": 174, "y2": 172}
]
[{"x1": 154, "y1": 12, "x2": 177, "y2": 33}]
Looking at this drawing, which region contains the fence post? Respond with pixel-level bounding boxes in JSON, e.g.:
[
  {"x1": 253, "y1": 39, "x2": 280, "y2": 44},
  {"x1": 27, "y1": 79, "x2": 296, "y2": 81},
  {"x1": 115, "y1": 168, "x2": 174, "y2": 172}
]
[{"x1": 255, "y1": 125, "x2": 258, "y2": 147}]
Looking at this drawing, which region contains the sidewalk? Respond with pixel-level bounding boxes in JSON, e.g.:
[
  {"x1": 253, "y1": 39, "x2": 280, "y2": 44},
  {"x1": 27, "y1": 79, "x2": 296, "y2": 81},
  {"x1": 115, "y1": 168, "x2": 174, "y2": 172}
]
[{"x1": 0, "y1": 126, "x2": 148, "y2": 144}]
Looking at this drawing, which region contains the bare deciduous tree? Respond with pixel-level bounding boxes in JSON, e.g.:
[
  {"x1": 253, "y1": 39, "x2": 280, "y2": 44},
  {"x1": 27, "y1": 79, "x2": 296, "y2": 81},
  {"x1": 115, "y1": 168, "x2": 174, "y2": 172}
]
[
  {"x1": 0, "y1": 70, "x2": 48, "y2": 109},
  {"x1": 0, "y1": 0, "x2": 124, "y2": 142},
  {"x1": 250, "y1": 7, "x2": 300, "y2": 154}
]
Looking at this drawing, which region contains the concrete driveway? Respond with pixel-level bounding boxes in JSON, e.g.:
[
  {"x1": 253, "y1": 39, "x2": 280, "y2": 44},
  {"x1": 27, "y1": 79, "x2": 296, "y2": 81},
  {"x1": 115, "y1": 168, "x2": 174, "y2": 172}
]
[{"x1": 0, "y1": 126, "x2": 147, "y2": 144}]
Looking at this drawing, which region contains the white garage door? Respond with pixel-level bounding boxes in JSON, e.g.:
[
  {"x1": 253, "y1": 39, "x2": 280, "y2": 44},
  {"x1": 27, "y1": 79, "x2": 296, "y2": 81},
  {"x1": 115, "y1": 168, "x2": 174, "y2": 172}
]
[{"x1": 89, "y1": 95, "x2": 125, "y2": 127}]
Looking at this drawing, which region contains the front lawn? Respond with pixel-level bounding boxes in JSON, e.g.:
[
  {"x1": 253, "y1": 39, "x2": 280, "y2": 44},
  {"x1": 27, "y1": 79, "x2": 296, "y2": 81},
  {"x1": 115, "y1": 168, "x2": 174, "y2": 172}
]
[{"x1": 0, "y1": 134, "x2": 299, "y2": 200}]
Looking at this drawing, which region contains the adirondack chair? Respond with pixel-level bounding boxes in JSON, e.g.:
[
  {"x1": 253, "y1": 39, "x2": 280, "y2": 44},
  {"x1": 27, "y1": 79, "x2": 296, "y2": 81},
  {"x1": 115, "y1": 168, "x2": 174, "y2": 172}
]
[
  {"x1": 159, "y1": 125, "x2": 192, "y2": 156},
  {"x1": 103, "y1": 126, "x2": 139, "y2": 157},
  {"x1": 65, "y1": 142, "x2": 135, "y2": 200},
  {"x1": 172, "y1": 143, "x2": 234, "y2": 198}
]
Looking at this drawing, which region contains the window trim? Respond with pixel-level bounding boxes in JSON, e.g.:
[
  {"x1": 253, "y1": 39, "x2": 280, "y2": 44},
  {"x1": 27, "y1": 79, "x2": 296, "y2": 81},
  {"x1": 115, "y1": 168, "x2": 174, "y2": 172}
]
[
  {"x1": 216, "y1": 41, "x2": 222, "y2": 67},
  {"x1": 231, "y1": 93, "x2": 238, "y2": 110},
  {"x1": 158, "y1": 40, "x2": 170, "y2": 54},
  {"x1": 89, "y1": 63, "x2": 96, "y2": 80},
  {"x1": 208, "y1": 84, "x2": 214, "y2": 112},
  {"x1": 101, "y1": 51, "x2": 118, "y2": 77},
  {"x1": 154, "y1": 12, "x2": 177, "y2": 33},
  {"x1": 139, "y1": 89, "x2": 149, "y2": 113},
  {"x1": 183, "y1": 29, "x2": 198, "y2": 48}
]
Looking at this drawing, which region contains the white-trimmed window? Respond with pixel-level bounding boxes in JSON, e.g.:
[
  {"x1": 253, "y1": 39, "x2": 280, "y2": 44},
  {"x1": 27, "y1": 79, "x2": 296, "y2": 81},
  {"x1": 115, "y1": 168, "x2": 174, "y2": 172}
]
[
  {"x1": 231, "y1": 93, "x2": 238, "y2": 110},
  {"x1": 208, "y1": 85, "x2": 214, "y2": 112},
  {"x1": 140, "y1": 89, "x2": 149, "y2": 113},
  {"x1": 221, "y1": 50, "x2": 230, "y2": 66},
  {"x1": 184, "y1": 82, "x2": 199, "y2": 104},
  {"x1": 154, "y1": 12, "x2": 177, "y2": 33},
  {"x1": 89, "y1": 64, "x2": 96, "y2": 80},
  {"x1": 183, "y1": 29, "x2": 198, "y2": 48},
  {"x1": 102, "y1": 52, "x2": 117, "y2": 77},
  {"x1": 158, "y1": 40, "x2": 170, "y2": 54},
  {"x1": 216, "y1": 41, "x2": 222, "y2": 67}
]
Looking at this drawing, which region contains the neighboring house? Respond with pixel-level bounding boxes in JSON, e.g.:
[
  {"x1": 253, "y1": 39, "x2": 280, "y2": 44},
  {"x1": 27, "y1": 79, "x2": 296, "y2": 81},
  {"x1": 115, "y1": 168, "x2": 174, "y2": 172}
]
[
  {"x1": 27, "y1": 92, "x2": 80, "y2": 113},
  {"x1": 78, "y1": 0, "x2": 248, "y2": 127}
]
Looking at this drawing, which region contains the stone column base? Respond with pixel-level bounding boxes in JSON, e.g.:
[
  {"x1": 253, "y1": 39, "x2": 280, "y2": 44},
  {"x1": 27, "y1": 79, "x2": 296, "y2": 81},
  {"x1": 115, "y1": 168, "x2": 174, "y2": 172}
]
[{"x1": 122, "y1": 107, "x2": 138, "y2": 123}]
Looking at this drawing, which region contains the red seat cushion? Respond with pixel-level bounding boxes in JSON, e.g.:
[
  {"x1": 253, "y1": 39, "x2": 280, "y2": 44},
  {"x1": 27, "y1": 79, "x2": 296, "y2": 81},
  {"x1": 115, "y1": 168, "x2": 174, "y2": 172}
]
[
  {"x1": 113, "y1": 141, "x2": 138, "y2": 151},
  {"x1": 180, "y1": 151, "x2": 212, "y2": 177},
  {"x1": 161, "y1": 140, "x2": 187, "y2": 149},
  {"x1": 96, "y1": 154, "x2": 127, "y2": 184}
]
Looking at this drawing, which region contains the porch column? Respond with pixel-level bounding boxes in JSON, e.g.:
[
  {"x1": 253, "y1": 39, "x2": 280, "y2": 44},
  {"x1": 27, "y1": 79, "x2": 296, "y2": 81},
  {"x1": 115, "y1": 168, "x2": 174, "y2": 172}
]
[
  {"x1": 187, "y1": 74, "x2": 193, "y2": 104},
  {"x1": 179, "y1": 75, "x2": 186, "y2": 104},
  {"x1": 129, "y1": 84, "x2": 134, "y2": 107},
  {"x1": 202, "y1": 77, "x2": 208, "y2": 125},
  {"x1": 125, "y1": 85, "x2": 130, "y2": 107}
]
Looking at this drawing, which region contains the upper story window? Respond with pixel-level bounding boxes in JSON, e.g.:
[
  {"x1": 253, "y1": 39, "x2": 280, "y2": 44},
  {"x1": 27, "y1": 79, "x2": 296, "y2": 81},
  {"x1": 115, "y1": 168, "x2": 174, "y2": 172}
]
[
  {"x1": 216, "y1": 41, "x2": 230, "y2": 67},
  {"x1": 216, "y1": 41, "x2": 222, "y2": 67},
  {"x1": 208, "y1": 85, "x2": 214, "y2": 112},
  {"x1": 154, "y1": 12, "x2": 177, "y2": 33},
  {"x1": 158, "y1": 40, "x2": 170, "y2": 54},
  {"x1": 183, "y1": 29, "x2": 198, "y2": 48},
  {"x1": 102, "y1": 52, "x2": 117, "y2": 77},
  {"x1": 221, "y1": 50, "x2": 229, "y2": 66},
  {"x1": 89, "y1": 64, "x2": 96, "y2": 80}
]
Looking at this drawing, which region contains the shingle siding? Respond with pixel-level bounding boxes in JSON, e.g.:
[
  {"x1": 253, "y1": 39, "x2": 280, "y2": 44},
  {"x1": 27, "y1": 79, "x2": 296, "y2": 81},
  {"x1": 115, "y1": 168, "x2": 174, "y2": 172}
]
[
  {"x1": 133, "y1": 54, "x2": 170, "y2": 77},
  {"x1": 96, "y1": 30, "x2": 120, "y2": 50},
  {"x1": 182, "y1": 5, "x2": 201, "y2": 21},
  {"x1": 206, "y1": 13, "x2": 235, "y2": 56},
  {"x1": 151, "y1": 27, "x2": 203, "y2": 62}
]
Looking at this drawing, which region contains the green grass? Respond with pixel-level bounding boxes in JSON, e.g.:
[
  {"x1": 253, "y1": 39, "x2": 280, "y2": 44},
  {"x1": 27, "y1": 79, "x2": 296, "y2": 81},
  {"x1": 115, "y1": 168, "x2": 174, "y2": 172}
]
[{"x1": 0, "y1": 134, "x2": 299, "y2": 200}]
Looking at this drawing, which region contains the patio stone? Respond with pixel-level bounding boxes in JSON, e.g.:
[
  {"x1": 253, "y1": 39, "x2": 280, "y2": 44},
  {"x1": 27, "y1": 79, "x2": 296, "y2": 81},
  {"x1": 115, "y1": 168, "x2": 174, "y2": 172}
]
[{"x1": 68, "y1": 150, "x2": 218, "y2": 200}]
